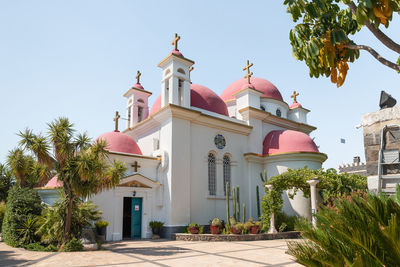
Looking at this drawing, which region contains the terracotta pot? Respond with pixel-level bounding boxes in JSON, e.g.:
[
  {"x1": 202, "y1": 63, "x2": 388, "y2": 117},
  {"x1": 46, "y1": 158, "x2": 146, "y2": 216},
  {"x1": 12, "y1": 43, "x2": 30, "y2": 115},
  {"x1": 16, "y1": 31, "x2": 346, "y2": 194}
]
[
  {"x1": 210, "y1": 225, "x2": 221, "y2": 234},
  {"x1": 231, "y1": 226, "x2": 241, "y2": 234},
  {"x1": 250, "y1": 226, "x2": 259, "y2": 234},
  {"x1": 189, "y1": 226, "x2": 199, "y2": 234}
]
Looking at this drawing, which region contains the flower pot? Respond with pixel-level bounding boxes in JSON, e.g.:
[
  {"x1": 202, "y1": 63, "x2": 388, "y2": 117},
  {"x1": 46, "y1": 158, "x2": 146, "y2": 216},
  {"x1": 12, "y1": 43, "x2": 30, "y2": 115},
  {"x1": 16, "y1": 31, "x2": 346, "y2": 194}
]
[
  {"x1": 231, "y1": 226, "x2": 241, "y2": 234},
  {"x1": 250, "y1": 226, "x2": 259, "y2": 234},
  {"x1": 152, "y1": 227, "x2": 161, "y2": 236},
  {"x1": 210, "y1": 225, "x2": 221, "y2": 234},
  {"x1": 96, "y1": 226, "x2": 106, "y2": 236},
  {"x1": 189, "y1": 226, "x2": 199, "y2": 234}
]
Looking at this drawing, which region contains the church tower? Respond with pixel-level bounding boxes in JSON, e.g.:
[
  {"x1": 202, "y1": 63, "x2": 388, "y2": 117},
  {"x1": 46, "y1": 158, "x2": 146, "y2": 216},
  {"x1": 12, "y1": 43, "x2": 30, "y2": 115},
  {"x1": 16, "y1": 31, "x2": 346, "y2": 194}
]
[
  {"x1": 158, "y1": 33, "x2": 194, "y2": 109},
  {"x1": 123, "y1": 71, "x2": 152, "y2": 128}
]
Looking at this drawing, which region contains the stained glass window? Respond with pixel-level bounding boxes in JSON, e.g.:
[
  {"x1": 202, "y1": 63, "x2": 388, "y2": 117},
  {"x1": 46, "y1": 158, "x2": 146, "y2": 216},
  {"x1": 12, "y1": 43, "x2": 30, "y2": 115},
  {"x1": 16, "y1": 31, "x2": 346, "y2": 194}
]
[
  {"x1": 214, "y1": 134, "x2": 226, "y2": 149},
  {"x1": 223, "y1": 155, "x2": 231, "y2": 196},
  {"x1": 208, "y1": 153, "x2": 216, "y2": 196}
]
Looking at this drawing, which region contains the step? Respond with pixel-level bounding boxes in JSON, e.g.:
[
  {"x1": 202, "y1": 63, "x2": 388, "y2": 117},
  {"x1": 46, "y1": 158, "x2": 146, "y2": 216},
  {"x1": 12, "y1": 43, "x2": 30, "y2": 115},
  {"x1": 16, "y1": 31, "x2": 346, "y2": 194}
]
[
  {"x1": 381, "y1": 174, "x2": 400, "y2": 179},
  {"x1": 382, "y1": 188, "x2": 397, "y2": 194}
]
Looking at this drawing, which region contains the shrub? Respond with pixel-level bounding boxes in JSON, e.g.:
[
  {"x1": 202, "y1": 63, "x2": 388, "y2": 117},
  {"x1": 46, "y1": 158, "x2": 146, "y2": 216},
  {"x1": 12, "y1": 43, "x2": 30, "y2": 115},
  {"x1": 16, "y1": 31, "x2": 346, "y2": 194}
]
[
  {"x1": 275, "y1": 212, "x2": 297, "y2": 232},
  {"x1": 288, "y1": 186, "x2": 400, "y2": 266},
  {"x1": 0, "y1": 201, "x2": 6, "y2": 230},
  {"x1": 17, "y1": 215, "x2": 39, "y2": 245},
  {"x1": 189, "y1": 222, "x2": 199, "y2": 228},
  {"x1": 1, "y1": 186, "x2": 42, "y2": 247},
  {"x1": 149, "y1": 221, "x2": 164, "y2": 229},
  {"x1": 62, "y1": 237, "x2": 83, "y2": 252},
  {"x1": 25, "y1": 242, "x2": 57, "y2": 252},
  {"x1": 95, "y1": 220, "x2": 109, "y2": 228},
  {"x1": 243, "y1": 222, "x2": 253, "y2": 233},
  {"x1": 211, "y1": 217, "x2": 222, "y2": 227},
  {"x1": 37, "y1": 193, "x2": 101, "y2": 246}
]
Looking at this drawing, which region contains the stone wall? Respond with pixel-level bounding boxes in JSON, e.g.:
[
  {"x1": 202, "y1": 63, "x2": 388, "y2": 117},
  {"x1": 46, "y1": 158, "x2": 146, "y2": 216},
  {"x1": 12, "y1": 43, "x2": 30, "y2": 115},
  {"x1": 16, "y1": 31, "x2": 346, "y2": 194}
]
[{"x1": 362, "y1": 106, "x2": 400, "y2": 176}]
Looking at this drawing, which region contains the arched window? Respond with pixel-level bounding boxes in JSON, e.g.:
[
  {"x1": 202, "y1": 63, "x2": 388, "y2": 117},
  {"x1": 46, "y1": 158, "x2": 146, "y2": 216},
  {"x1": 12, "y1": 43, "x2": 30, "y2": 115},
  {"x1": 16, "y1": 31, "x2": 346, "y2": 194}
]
[
  {"x1": 208, "y1": 153, "x2": 216, "y2": 196},
  {"x1": 276, "y1": 108, "x2": 282, "y2": 117},
  {"x1": 137, "y1": 99, "x2": 144, "y2": 103},
  {"x1": 177, "y1": 68, "x2": 185, "y2": 74},
  {"x1": 223, "y1": 155, "x2": 231, "y2": 195},
  {"x1": 260, "y1": 105, "x2": 265, "y2": 111}
]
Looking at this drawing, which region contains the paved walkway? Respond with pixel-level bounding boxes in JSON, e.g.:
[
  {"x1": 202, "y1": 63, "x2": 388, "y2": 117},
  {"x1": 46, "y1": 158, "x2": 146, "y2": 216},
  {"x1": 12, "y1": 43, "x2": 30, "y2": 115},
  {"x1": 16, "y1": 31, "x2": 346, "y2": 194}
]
[{"x1": 0, "y1": 239, "x2": 302, "y2": 266}]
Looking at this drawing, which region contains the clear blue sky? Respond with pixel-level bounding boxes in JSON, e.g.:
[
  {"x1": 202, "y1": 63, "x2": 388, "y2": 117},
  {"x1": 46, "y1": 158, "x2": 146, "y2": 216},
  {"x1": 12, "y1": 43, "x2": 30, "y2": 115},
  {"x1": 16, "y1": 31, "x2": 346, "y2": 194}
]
[{"x1": 1, "y1": 0, "x2": 399, "y2": 169}]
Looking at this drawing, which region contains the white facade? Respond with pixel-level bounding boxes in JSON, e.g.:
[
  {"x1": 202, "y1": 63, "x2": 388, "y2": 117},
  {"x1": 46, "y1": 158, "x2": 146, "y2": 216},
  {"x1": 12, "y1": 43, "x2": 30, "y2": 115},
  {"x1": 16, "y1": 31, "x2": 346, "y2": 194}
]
[{"x1": 40, "y1": 45, "x2": 327, "y2": 241}]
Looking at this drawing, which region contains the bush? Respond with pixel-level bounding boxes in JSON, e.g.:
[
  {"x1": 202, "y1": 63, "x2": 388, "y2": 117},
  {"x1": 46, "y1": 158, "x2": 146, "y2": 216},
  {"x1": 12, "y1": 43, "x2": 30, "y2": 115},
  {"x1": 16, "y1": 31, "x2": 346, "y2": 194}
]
[
  {"x1": 1, "y1": 186, "x2": 42, "y2": 247},
  {"x1": 275, "y1": 212, "x2": 297, "y2": 232},
  {"x1": 95, "y1": 220, "x2": 109, "y2": 228},
  {"x1": 25, "y1": 242, "x2": 57, "y2": 252},
  {"x1": 149, "y1": 221, "x2": 164, "y2": 229},
  {"x1": 62, "y1": 237, "x2": 83, "y2": 252},
  {"x1": 0, "y1": 201, "x2": 6, "y2": 230},
  {"x1": 17, "y1": 215, "x2": 39, "y2": 245},
  {"x1": 37, "y1": 193, "x2": 101, "y2": 246}
]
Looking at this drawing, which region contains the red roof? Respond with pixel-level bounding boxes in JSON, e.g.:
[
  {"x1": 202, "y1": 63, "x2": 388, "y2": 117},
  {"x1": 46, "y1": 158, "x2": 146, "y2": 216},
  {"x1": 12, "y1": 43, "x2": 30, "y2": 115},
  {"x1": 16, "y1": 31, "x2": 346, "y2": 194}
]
[
  {"x1": 149, "y1": 83, "x2": 229, "y2": 116},
  {"x1": 44, "y1": 175, "x2": 63, "y2": 188},
  {"x1": 96, "y1": 131, "x2": 142, "y2": 155},
  {"x1": 263, "y1": 130, "x2": 319, "y2": 155},
  {"x1": 221, "y1": 77, "x2": 283, "y2": 102}
]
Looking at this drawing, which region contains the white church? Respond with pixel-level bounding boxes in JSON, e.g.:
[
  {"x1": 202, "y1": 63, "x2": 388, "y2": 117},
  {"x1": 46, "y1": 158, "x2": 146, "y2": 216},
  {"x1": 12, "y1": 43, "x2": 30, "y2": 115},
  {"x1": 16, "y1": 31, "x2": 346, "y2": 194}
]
[{"x1": 39, "y1": 34, "x2": 327, "y2": 240}]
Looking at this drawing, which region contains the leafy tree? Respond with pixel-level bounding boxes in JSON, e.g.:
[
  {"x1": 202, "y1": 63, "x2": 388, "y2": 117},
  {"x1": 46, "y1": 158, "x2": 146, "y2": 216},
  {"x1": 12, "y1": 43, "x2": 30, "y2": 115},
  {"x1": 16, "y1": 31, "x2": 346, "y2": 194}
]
[
  {"x1": 1, "y1": 186, "x2": 42, "y2": 247},
  {"x1": 18, "y1": 117, "x2": 126, "y2": 245},
  {"x1": 0, "y1": 163, "x2": 14, "y2": 202},
  {"x1": 284, "y1": 0, "x2": 400, "y2": 87},
  {"x1": 288, "y1": 186, "x2": 400, "y2": 266}
]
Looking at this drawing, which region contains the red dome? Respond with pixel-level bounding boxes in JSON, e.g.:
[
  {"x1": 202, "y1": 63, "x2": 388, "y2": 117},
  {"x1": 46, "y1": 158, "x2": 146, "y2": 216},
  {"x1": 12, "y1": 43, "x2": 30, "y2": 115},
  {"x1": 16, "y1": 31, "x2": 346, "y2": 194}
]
[
  {"x1": 290, "y1": 101, "x2": 303, "y2": 109},
  {"x1": 96, "y1": 131, "x2": 142, "y2": 155},
  {"x1": 44, "y1": 175, "x2": 63, "y2": 188},
  {"x1": 221, "y1": 77, "x2": 283, "y2": 102},
  {"x1": 149, "y1": 83, "x2": 229, "y2": 116},
  {"x1": 263, "y1": 130, "x2": 319, "y2": 155}
]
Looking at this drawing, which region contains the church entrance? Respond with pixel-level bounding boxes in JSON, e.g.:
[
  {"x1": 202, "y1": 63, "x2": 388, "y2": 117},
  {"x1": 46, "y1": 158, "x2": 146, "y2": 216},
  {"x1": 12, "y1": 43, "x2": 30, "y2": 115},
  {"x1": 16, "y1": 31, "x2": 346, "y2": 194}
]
[{"x1": 122, "y1": 197, "x2": 142, "y2": 239}]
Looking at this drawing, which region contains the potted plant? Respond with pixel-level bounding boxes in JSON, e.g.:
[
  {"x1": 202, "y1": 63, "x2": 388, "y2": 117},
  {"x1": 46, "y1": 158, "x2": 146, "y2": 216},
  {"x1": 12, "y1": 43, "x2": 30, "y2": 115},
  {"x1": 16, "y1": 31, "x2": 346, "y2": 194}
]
[
  {"x1": 250, "y1": 221, "x2": 262, "y2": 234},
  {"x1": 149, "y1": 221, "x2": 164, "y2": 236},
  {"x1": 95, "y1": 220, "x2": 109, "y2": 236},
  {"x1": 210, "y1": 217, "x2": 222, "y2": 234},
  {"x1": 231, "y1": 222, "x2": 243, "y2": 234},
  {"x1": 188, "y1": 222, "x2": 200, "y2": 234}
]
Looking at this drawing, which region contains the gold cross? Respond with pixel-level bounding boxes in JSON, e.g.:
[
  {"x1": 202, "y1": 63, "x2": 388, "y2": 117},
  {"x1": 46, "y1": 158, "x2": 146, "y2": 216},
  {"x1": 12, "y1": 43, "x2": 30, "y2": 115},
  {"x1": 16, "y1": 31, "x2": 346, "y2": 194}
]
[
  {"x1": 291, "y1": 91, "x2": 299, "y2": 102},
  {"x1": 243, "y1": 60, "x2": 253, "y2": 84},
  {"x1": 136, "y1": 70, "x2": 141, "y2": 84},
  {"x1": 132, "y1": 161, "x2": 141, "y2": 172},
  {"x1": 172, "y1": 33, "x2": 181, "y2": 50},
  {"x1": 189, "y1": 66, "x2": 194, "y2": 72},
  {"x1": 113, "y1": 111, "x2": 121, "y2": 132}
]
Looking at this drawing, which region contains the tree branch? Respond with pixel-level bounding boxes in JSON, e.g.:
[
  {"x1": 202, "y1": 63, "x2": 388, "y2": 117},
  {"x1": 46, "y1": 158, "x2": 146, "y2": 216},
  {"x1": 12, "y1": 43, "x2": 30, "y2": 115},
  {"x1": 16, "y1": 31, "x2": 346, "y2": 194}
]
[
  {"x1": 344, "y1": 44, "x2": 400, "y2": 71},
  {"x1": 347, "y1": 1, "x2": 400, "y2": 54}
]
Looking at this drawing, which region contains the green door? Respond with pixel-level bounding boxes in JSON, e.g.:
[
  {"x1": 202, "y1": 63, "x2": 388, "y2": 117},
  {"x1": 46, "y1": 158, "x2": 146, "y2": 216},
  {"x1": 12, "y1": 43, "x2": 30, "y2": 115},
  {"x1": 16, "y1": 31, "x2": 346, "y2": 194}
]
[{"x1": 131, "y1": 198, "x2": 142, "y2": 238}]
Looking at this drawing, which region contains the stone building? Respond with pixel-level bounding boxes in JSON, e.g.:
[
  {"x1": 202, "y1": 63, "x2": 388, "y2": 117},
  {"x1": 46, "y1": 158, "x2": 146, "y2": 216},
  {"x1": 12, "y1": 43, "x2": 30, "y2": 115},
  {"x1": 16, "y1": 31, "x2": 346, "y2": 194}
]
[{"x1": 338, "y1": 156, "x2": 367, "y2": 176}]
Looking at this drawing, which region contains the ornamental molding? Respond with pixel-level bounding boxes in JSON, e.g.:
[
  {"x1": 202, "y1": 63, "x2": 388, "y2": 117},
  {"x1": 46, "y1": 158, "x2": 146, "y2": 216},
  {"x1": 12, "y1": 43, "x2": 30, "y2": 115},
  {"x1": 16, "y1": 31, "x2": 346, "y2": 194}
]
[
  {"x1": 238, "y1": 106, "x2": 316, "y2": 134},
  {"x1": 243, "y1": 151, "x2": 328, "y2": 164}
]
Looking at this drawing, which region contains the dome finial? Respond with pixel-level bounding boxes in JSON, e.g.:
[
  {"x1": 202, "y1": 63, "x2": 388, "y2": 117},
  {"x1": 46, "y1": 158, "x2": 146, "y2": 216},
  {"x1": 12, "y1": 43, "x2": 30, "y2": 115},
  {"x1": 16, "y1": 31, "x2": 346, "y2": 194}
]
[
  {"x1": 136, "y1": 70, "x2": 141, "y2": 84},
  {"x1": 113, "y1": 111, "x2": 121, "y2": 132},
  {"x1": 291, "y1": 90, "x2": 299, "y2": 103},
  {"x1": 243, "y1": 60, "x2": 254, "y2": 84},
  {"x1": 172, "y1": 33, "x2": 181, "y2": 51}
]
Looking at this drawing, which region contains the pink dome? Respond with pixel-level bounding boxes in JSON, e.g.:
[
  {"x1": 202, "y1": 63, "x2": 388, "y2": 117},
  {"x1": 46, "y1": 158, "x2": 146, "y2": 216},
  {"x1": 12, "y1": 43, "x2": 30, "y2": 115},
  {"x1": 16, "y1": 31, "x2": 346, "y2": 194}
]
[
  {"x1": 290, "y1": 101, "x2": 303, "y2": 109},
  {"x1": 132, "y1": 83, "x2": 144, "y2": 90},
  {"x1": 44, "y1": 175, "x2": 63, "y2": 188},
  {"x1": 172, "y1": 49, "x2": 183, "y2": 57},
  {"x1": 263, "y1": 130, "x2": 319, "y2": 155},
  {"x1": 96, "y1": 131, "x2": 142, "y2": 155},
  {"x1": 149, "y1": 83, "x2": 229, "y2": 116},
  {"x1": 221, "y1": 77, "x2": 283, "y2": 102}
]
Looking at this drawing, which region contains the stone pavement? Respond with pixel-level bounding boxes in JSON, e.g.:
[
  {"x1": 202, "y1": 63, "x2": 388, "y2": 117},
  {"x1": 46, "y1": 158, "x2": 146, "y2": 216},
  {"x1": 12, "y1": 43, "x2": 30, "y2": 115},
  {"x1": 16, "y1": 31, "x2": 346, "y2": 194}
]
[{"x1": 0, "y1": 239, "x2": 302, "y2": 266}]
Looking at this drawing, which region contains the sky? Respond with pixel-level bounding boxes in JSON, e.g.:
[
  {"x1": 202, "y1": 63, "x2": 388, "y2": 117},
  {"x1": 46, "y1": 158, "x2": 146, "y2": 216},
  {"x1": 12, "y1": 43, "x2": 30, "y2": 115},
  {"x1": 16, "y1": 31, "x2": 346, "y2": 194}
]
[{"x1": 0, "y1": 0, "x2": 399, "y2": 169}]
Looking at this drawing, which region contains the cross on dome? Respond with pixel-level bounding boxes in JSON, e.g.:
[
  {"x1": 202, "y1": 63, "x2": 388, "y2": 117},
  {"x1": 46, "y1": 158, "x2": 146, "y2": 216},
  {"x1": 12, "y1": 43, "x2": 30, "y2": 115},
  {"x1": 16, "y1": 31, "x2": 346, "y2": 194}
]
[
  {"x1": 113, "y1": 111, "x2": 121, "y2": 132},
  {"x1": 136, "y1": 70, "x2": 141, "y2": 84},
  {"x1": 243, "y1": 60, "x2": 254, "y2": 84},
  {"x1": 172, "y1": 33, "x2": 181, "y2": 51},
  {"x1": 291, "y1": 91, "x2": 299, "y2": 102}
]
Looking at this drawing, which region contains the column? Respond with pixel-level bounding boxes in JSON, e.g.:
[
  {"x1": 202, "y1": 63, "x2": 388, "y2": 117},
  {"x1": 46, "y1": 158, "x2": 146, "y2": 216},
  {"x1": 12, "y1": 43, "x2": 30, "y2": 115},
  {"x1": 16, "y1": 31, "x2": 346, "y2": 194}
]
[
  {"x1": 306, "y1": 177, "x2": 319, "y2": 227},
  {"x1": 265, "y1": 184, "x2": 277, "y2": 234}
]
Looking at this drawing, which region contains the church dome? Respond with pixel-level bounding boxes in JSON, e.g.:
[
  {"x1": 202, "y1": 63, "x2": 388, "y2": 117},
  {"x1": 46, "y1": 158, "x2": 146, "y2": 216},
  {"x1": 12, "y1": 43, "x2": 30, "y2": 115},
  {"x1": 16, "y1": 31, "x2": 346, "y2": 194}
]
[
  {"x1": 149, "y1": 83, "x2": 229, "y2": 116},
  {"x1": 263, "y1": 130, "x2": 319, "y2": 155},
  {"x1": 96, "y1": 131, "x2": 142, "y2": 155},
  {"x1": 221, "y1": 77, "x2": 283, "y2": 102}
]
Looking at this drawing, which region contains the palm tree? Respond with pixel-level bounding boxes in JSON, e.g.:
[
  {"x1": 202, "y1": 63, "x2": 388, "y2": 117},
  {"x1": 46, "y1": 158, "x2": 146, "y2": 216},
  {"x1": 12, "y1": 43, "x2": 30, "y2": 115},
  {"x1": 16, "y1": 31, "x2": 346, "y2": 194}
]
[
  {"x1": 0, "y1": 163, "x2": 14, "y2": 202},
  {"x1": 288, "y1": 188, "x2": 400, "y2": 266},
  {"x1": 18, "y1": 117, "x2": 126, "y2": 244}
]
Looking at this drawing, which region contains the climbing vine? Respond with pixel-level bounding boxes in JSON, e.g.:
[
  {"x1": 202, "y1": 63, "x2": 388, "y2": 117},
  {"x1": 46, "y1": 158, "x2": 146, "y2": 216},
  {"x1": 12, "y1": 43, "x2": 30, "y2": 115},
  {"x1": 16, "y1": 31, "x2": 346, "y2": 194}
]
[{"x1": 261, "y1": 167, "x2": 367, "y2": 231}]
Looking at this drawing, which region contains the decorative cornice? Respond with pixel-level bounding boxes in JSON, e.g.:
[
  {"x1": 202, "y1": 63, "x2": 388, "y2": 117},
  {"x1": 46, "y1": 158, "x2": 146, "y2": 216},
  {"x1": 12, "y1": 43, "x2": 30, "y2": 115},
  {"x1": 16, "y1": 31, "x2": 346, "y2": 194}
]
[
  {"x1": 244, "y1": 151, "x2": 327, "y2": 164},
  {"x1": 123, "y1": 87, "x2": 152, "y2": 98},
  {"x1": 238, "y1": 106, "x2": 316, "y2": 134},
  {"x1": 124, "y1": 104, "x2": 253, "y2": 138},
  {"x1": 109, "y1": 151, "x2": 160, "y2": 161},
  {"x1": 158, "y1": 53, "x2": 195, "y2": 68},
  {"x1": 232, "y1": 86, "x2": 264, "y2": 98}
]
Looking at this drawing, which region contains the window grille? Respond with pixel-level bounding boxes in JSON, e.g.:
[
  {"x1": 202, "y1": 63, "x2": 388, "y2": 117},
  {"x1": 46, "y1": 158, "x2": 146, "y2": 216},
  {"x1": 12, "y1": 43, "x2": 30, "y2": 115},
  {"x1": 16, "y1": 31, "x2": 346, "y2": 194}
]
[
  {"x1": 208, "y1": 153, "x2": 216, "y2": 195},
  {"x1": 223, "y1": 155, "x2": 231, "y2": 195}
]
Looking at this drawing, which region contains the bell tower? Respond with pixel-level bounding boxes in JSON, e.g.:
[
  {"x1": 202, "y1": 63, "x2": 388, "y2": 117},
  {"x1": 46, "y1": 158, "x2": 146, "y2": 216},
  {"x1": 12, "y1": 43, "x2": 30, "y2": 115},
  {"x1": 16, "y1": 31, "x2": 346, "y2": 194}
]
[
  {"x1": 123, "y1": 71, "x2": 152, "y2": 128},
  {"x1": 158, "y1": 33, "x2": 194, "y2": 109}
]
